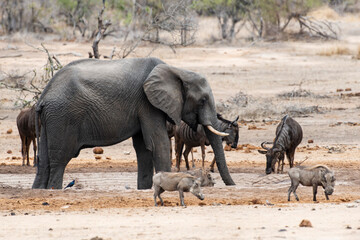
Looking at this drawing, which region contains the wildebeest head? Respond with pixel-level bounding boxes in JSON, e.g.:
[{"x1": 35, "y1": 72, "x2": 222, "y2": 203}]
[
  {"x1": 220, "y1": 115, "x2": 239, "y2": 149},
  {"x1": 190, "y1": 178, "x2": 205, "y2": 200},
  {"x1": 258, "y1": 141, "x2": 283, "y2": 174},
  {"x1": 321, "y1": 171, "x2": 336, "y2": 196}
]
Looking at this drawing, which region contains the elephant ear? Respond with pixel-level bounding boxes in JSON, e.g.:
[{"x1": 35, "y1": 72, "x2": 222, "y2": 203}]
[{"x1": 143, "y1": 64, "x2": 184, "y2": 125}]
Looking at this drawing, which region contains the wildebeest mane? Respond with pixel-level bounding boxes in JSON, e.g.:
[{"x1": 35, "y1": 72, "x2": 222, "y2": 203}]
[{"x1": 274, "y1": 115, "x2": 291, "y2": 149}]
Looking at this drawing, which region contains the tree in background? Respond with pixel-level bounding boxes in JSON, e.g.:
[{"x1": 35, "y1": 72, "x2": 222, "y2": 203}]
[
  {"x1": 251, "y1": 0, "x2": 323, "y2": 37},
  {"x1": 195, "y1": 0, "x2": 249, "y2": 41}
]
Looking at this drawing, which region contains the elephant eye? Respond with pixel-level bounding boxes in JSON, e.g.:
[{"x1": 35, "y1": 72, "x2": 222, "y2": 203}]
[{"x1": 199, "y1": 97, "x2": 206, "y2": 106}]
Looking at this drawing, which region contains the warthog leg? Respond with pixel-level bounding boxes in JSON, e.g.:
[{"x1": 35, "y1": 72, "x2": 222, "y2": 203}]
[
  {"x1": 288, "y1": 179, "x2": 300, "y2": 201},
  {"x1": 154, "y1": 186, "x2": 165, "y2": 206},
  {"x1": 179, "y1": 189, "x2": 186, "y2": 207},
  {"x1": 312, "y1": 184, "x2": 318, "y2": 201}
]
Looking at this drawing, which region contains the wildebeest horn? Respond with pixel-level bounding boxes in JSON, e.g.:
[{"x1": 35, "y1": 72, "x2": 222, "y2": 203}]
[
  {"x1": 207, "y1": 125, "x2": 229, "y2": 137},
  {"x1": 231, "y1": 116, "x2": 239, "y2": 125},
  {"x1": 260, "y1": 141, "x2": 272, "y2": 150}
]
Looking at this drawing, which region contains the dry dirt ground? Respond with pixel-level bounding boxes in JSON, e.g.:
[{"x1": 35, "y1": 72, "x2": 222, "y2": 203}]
[{"x1": 1, "y1": 12, "x2": 360, "y2": 239}]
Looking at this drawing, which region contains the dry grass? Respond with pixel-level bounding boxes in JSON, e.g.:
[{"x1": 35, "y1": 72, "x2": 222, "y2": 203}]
[
  {"x1": 318, "y1": 45, "x2": 351, "y2": 56},
  {"x1": 357, "y1": 45, "x2": 360, "y2": 60},
  {"x1": 308, "y1": 6, "x2": 340, "y2": 21}
]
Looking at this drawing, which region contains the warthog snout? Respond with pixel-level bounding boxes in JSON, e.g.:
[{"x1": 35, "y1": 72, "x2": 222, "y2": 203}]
[
  {"x1": 325, "y1": 187, "x2": 334, "y2": 196},
  {"x1": 198, "y1": 193, "x2": 205, "y2": 200},
  {"x1": 190, "y1": 179, "x2": 205, "y2": 201}
]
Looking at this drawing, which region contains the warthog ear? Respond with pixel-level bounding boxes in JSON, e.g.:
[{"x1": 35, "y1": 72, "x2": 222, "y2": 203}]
[{"x1": 258, "y1": 150, "x2": 267, "y2": 154}]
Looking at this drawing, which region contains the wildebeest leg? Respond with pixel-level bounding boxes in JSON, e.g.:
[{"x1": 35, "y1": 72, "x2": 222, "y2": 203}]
[
  {"x1": 201, "y1": 143, "x2": 206, "y2": 169},
  {"x1": 20, "y1": 135, "x2": 26, "y2": 166},
  {"x1": 286, "y1": 150, "x2": 295, "y2": 168},
  {"x1": 209, "y1": 157, "x2": 216, "y2": 173},
  {"x1": 33, "y1": 137, "x2": 37, "y2": 167},
  {"x1": 183, "y1": 145, "x2": 191, "y2": 171},
  {"x1": 278, "y1": 153, "x2": 284, "y2": 173},
  {"x1": 191, "y1": 148, "x2": 195, "y2": 168},
  {"x1": 175, "y1": 138, "x2": 184, "y2": 172},
  {"x1": 25, "y1": 137, "x2": 31, "y2": 166},
  {"x1": 179, "y1": 189, "x2": 186, "y2": 207},
  {"x1": 312, "y1": 184, "x2": 318, "y2": 201}
]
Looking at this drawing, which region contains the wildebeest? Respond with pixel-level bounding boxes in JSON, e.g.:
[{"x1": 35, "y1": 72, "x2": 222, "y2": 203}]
[
  {"x1": 187, "y1": 168, "x2": 215, "y2": 187},
  {"x1": 173, "y1": 114, "x2": 239, "y2": 171},
  {"x1": 153, "y1": 172, "x2": 204, "y2": 207},
  {"x1": 288, "y1": 165, "x2": 336, "y2": 202},
  {"x1": 258, "y1": 115, "x2": 302, "y2": 174},
  {"x1": 16, "y1": 105, "x2": 39, "y2": 166}
]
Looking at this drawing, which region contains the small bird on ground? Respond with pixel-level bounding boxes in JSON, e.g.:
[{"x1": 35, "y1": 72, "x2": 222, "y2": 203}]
[{"x1": 64, "y1": 180, "x2": 75, "y2": 189}]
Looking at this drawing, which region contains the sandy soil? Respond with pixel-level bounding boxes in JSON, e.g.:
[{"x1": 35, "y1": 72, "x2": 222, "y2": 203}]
[{"x1": 1, "y1": 13, "x2": 360, "y2": 239}]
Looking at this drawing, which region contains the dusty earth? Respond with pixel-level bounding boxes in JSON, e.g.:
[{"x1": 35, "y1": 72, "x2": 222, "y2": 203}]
[{"x1": 1, "y1": 11, "x2": 360, "y2": 240}]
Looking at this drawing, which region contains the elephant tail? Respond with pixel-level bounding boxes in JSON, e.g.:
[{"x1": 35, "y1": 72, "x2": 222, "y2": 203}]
[{"x1": 34, "y1": 103, "x2": 41, "y2": 167}]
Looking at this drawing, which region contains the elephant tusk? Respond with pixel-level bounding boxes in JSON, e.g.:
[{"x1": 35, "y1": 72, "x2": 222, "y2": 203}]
[{"x1": 207, "y1": 125, "x2": 229, "y2": 137}]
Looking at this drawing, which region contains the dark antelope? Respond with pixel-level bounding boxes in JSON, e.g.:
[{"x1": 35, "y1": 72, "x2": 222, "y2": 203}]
[
  {"x1": 16, "y1": 106, "x2": 39, "y2": 166},
  {"x1": 258, "y1": 115, "x2": 302, "y2": 174}
]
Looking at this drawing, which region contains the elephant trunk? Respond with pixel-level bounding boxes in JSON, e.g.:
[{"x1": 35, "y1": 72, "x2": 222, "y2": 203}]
[{"x1": 204, "y1": 122, "x2": 235, "y2": 186}]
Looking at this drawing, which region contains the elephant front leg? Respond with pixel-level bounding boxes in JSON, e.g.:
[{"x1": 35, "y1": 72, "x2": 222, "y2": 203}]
[{"x1": 133, "y1": 132, "x2": 155, "y2": 189}]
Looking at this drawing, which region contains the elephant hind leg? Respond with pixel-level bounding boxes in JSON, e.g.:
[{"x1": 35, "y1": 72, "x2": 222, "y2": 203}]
[{"x1": 32, "y1": 123, "x2": 50, "y2": 189}]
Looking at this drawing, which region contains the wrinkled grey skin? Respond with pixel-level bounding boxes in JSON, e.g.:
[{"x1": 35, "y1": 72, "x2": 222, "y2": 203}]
[
  {"x1": 288, "y1": 165, "x2": 336, "y2": 202},
  {"x1": 258, "y1": 115, "x2": 303, "y2": 174},
  {"x1": 187, "y1": 168, "x2": 215, "y2": 187},
  {"x1": 153, "y1": 172, "x2": 205, "y2": 207},
  {"x1": 32, "y1": 58, "x2": 235, "y2": 189}
]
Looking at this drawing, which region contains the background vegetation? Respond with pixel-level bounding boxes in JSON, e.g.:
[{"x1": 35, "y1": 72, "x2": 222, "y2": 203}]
[{"x1": 1, "y1": 0, "x2": 359, "y2": 43}]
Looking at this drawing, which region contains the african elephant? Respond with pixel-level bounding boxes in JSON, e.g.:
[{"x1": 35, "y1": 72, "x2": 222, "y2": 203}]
[{"x1": 32, "y1": 57, "x2": 235, "y2": 189}]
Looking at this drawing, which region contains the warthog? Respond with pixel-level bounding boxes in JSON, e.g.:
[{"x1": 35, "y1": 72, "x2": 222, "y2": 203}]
[
  {"x1": 153, "y1": 172, "x2": 205, "y2": 207},
  {"x1": 187, "y1": 168, "x2": 215, "y2": 187},
  {"x1": 288, "y1": 165, "x2": 336, "y2": 202},
  {"x1": 258, "y1": 115, "x2": 303, "y2": 174}
]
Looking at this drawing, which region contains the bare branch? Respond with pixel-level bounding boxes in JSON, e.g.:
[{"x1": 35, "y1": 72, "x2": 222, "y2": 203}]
[
  {"x1": 0, "y1": 54, "x2": 22, "y2": 58},
  {"x1": 92, "y1": 1, "x2": 112, "y2": 59}
]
